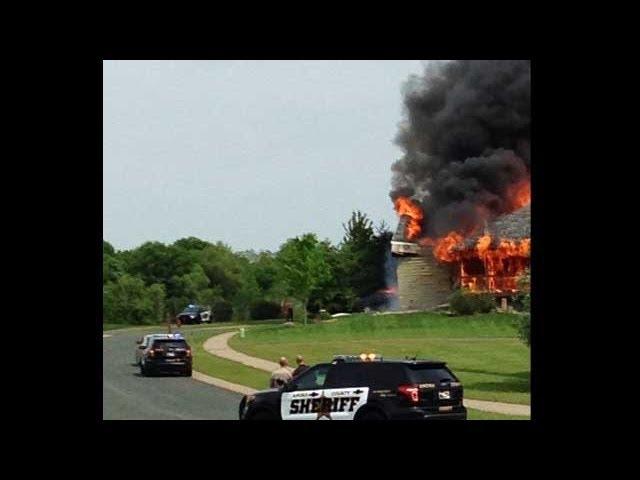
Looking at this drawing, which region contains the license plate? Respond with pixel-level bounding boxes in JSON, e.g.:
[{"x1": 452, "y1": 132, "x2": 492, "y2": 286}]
[{"x1": 166, "y1": 352, "x2": 175, "y2": 357}]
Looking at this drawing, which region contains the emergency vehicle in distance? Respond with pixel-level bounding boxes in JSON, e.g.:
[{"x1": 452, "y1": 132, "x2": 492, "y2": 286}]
[
  {"x1": 137, "y1": 333, "x2": 193, "y2": 377},
  {"x1": 177, "y1": 304, "x2": 211, "y2": 324},
  {"x1": 239, "y1": 353, "x2": 467, "y2": 420}
]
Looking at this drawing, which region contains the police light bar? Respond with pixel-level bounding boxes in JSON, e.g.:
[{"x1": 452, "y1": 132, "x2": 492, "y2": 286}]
[{"x1": 332, "y1": 353, "x2": 382, "y2": 363}]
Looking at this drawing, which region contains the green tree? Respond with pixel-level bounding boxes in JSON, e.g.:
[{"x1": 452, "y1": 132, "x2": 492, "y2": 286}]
[
  {"x1": 103, "y1": 274, "x2": 166, "y2": 325},
  {"x1": 125, "y1": 241, "x2": 195, "y2": 289},
  {"x1": 276, "y1": 233, "x2": 332, "y2": 324},
  {"x1": 170, "y1": 264, "x2": 223, "y2": 314},
  {"x1": 252, "y1": 252, "x2": 280, "y2": 295},
  {"x1": 232, "y1": 257, "x2": 261, "y2": 321},
  {"x1": 173, "y1": 236, "x2": 211, "y2": 252},
  {"x1": 342, "y1": 210, "x2": 374, "y2": 248},
  {"x1": 340, "y1": 211, "x2": 391, "y2": 299},
  {"x1": 103, "y1": 240, "x2": 125, "y2": 284},
  {"x1": 308, "y1": 240, "x2": 354, "y2": 314},
  {"x1": 148, "y1": 283, "x2": 166, "y2": 325},
  {"x1": 103, "y1": 240, "x2": 115, "y2": 256},
  {"x1": 197, "y1": 243, "x2": 243, "y2": 300}
]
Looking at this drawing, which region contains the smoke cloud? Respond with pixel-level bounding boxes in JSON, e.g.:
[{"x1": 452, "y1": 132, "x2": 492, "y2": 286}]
[{"x1": 391, "y1": 60, "x2": 531, "y2": 237}]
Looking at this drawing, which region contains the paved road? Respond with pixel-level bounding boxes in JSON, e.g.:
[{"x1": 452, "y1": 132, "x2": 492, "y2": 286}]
[{"x1": 103, "y1": 330, "x2": 242, "y2": 420}]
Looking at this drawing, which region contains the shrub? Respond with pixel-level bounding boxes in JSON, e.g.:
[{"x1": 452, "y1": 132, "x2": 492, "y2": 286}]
[
  {"x1": 449, "y1": 290, "x2": 474, "y2": 315},
  {"x1": 250, "y1": 300, "x2": 282, "y2": 320},
  {"x1": 471, "y1": 293, "x2": 496, "y2": 313},
  {"x1": 514, "y1": 268, "x2": 531, "y2": 313},
  {"x1": 449, "y1": 290, "x2": 496, "y2": 315},
  {"x1": 516, "y1": 313, "x2": 531, "y2": 347},
  {"x1": 212, "y1": 300, "x2": 233, "y2": 322},
  {"x1": 350, "y1": 298, "x2": 365, "y2": 313}
]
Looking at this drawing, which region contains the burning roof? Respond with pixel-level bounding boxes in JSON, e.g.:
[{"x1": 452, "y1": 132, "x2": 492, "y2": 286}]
[
  {"x1": 460, "y1": 204, "x2": 530, "y2": 250},
  {"x1": 393, "y1": 204, "x2": 530, "y2": 246}
]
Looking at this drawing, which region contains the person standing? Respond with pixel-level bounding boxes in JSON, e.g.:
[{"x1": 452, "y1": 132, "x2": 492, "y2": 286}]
[
  {"x1": 282, "y1": 299, "x2": 293, "y2": 322},
  {"x1": 292, "y1": 355, "x2": 309, "y2": 377},
  {"x1": 269, "y1": 357, "x2": 293, "y2": 388}
]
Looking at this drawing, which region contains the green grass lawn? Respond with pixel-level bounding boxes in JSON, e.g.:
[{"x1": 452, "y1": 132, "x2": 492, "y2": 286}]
[{"x1": 227, "y1": 312, "x2": 530, "y2": 405}]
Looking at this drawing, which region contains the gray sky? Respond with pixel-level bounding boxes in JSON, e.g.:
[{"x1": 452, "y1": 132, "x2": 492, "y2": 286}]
[{"x1": 103, "y1": 60, "x2": 427, "y2": 253}]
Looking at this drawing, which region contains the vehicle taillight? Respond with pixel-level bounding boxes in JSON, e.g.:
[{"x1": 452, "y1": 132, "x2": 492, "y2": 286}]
[
  {"x1": 398, "y1": 384, "x2": 420, "y2": 404},
  {"x1": 186, "y1": 349, "x2": 192, "y2": 357},
  {"x1": 148, "y1": 350, "x2": 155, "y2": 357}
]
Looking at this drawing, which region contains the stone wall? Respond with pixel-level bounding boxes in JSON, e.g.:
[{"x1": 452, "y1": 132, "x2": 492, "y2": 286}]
[{"x1": 396, "y1": 251, "x2": 453, "y2": 310}]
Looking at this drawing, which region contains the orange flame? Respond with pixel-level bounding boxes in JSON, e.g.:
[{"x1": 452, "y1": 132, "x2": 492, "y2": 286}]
[
  {"x1": 424, "y1": 230, "x2": 530, "y2": 294},
  {"x1": 476, "y1": 234, "x2": 492, "y2": 257},
  {"x1": 432, "y1": 232, "x2": 465, "y2": 262},
  {"x1": 394, "y1": 197, "x2": 423, "y2": 240},
  {"x1": 507, "y1": 179, "x2": 531, "y2": 211}
]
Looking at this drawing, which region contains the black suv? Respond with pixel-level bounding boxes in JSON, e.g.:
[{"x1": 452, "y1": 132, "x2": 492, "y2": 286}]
[
  {"x1": 239, "y1": 354, "x2": 466, "y2": 420},
  {"x1": 140, "y1": 337, "x2": 193, "y2": 377}
]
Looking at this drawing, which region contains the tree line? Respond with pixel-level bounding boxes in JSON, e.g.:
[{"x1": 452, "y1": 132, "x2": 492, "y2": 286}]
[{"x1": 103, "y1": 211, "x2": 395, "y2": 325}]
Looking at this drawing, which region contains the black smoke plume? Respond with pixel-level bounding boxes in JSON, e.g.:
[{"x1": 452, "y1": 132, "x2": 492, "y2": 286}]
[{"x1": 391, "y1": 60, "x2": 531, "y2": 238}]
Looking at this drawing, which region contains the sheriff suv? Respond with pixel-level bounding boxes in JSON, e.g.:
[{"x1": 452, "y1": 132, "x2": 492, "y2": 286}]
[
  {"x1": 239, "y1": 354, "x2": 467, "y2": 420},
  {"x1": 139, "y1": 335, "x2": 193, "y2": 377}
]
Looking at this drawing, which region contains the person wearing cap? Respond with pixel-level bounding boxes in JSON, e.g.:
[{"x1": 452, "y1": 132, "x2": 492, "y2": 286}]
[
  {"x1": 292, "y1": 355, "x2": 309, "y2": 377},
  {"x1": 269, "y1": 357, "x2": 293, "y2": 388}
]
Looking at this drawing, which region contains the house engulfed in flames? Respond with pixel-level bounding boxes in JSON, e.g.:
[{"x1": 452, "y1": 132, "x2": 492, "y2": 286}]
[{"x1": 390, "y1": 203, "x2": 530, "y2": 311}]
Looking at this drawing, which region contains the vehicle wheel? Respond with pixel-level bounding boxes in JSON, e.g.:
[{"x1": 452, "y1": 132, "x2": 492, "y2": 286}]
[
  {"x1": 141, "y1": 363, "x2": 154, "y2": 377},
  {"x1": 355, "y1": 409, "x2": 386, "y2": 421},
  {"x1": 184, "y1": 366, "x2": 192, "y2": 377}
]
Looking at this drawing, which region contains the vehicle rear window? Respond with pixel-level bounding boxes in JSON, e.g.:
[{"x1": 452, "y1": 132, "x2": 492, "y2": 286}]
[
  {"x1": 325, "y1": 363, "x2": 408, "y2": 389},
  {"x1": 152, "y1": 340, "x2": 188, "y2": 349},
  {"x1": 407, "y1": 365, "x2": 457, "y2": 384}
]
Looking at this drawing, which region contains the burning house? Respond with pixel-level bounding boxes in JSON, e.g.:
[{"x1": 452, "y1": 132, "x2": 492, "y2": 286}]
[
  {"x1": 391, "y1": 202, "x2": 530, "y2": 311},
  {"x1": 388, "y1": 60, "x2": 531, "y2": 311}
]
